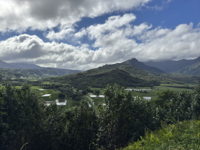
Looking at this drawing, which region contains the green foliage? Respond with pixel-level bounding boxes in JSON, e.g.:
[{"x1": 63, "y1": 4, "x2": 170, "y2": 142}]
[
  {"x1": 0, "y1": 68, "x2": 80, "y2": 80},
  {"x1": 63, "y1": 101, "x2": 99, "y2": 150},
  {"x1": 58, "y1": 93, "x2": 65, "y2": 99},
  {"x1": 0, "y1": 82, "x2": 100, "y2": 150},
  {"x1": 123, "y1": 120, "x2": 200, "y2": 150},
  {"x1": 94, "y1": 90, "x2": 100, "y2": 96},
  {"x1": 177, "y1": 61, "x2": 200, "y2": 76},
  {"x1": 97, "y1": 84, "x2": 156, "y2": 150},
  {"x1": 1, "y1": 82, "x2": 200, "y2": 150},
  {"x1": 191, "y1": 85, "x2": 200, "y2": 119},
  {"x1": 0, "y1": 82, "x2": 44, "y2": 150},
  {"x1": 53, "y1": 68, "x2": 159, "y2": 88}
]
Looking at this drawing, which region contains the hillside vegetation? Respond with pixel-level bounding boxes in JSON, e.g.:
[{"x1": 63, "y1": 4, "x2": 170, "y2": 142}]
[
  {"x1": 51, "y1": 58, "x2": 199, "y2": 87},
  {"x1": 177, "y1": 61, "x2": 200, "y2": 76},
  {"x1": 1, "y1": 82, "x2": 200, "y2": 150},
  {"x1": 123, "y1": 120, "x2": 200, "y2": 150},
  {"x1": 52, "y1": 68, "x2": 159, "y2": 88},
  {"x1": 144, "y1": 56, "x2": 200, "y2": 74},
  {"x1": 123, "y1": 58, "x2": 166, "y2": 74},
  {"x1": 0, "y1": 68, "x2": 80, "y2": 79}
]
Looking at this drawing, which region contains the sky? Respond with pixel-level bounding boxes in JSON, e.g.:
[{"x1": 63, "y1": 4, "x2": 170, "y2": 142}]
[{"x1": 0, "y1": 0, "x2": 199, "y2": 70}]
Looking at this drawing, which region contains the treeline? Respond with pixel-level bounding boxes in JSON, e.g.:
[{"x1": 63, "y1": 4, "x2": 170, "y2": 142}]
[{"x1": 0, "y1": 83, "x2": 200, "y2": 150}]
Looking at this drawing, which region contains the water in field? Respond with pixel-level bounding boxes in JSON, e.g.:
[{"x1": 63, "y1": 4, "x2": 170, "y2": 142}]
[
  {"x1": 125, "y1": 89, "x2": 151, "y2": 91},
  {"x1": 45, "y1": 99, "x2": 67, "y2": 106},
  {"x1": 89, "y1": 94, "x2": 105, "y2": 97},
  {"x1": 42, "y1": 94, "x2": 51, "y2": 97}
]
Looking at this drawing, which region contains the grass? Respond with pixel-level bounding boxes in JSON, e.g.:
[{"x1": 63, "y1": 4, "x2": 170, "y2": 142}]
[
  {"x1": 155, "y1": 85, "x2": 193, "y2": 92},
  {"x1": 127, "y1": 87, "x2": 152, "y2": 89},
  {"x1": 67, "y1": 99, "x2": 80, "y2": 108},
  {"x1": 90, "y1": 97, "x2": 104, "y2": 106},
  {"x1": 131, "y1": 90, "x2": 157, "y2": 98},
  {"x1": 90, "y1": 87, "x2": 105, "y2": 94},
  {"x1": 123, "y1": 120, "x2": 200, "y2": 150},
  {"x1": 42, "y1": 81, "x2": 51, "y2": 85},
  {"x1": 40, "y1": 93, "x2": 59, "y2": 101}
]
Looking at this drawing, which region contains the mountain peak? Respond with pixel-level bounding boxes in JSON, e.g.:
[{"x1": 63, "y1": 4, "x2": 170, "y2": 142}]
[
  {"x1": 122, "y1": 58, "x2": 166, "y2": 74},
  {"x1": 129, "y1": 58, "x2": 138, "y2": 61}
]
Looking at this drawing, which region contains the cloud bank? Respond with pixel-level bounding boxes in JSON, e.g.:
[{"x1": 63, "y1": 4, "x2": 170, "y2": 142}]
[
  {"x1": 0, "y1": 0, "x2": 150, "y2": 34},
  {"x1": 0, "y1": 13, "x2": 199, "y2": 70}
]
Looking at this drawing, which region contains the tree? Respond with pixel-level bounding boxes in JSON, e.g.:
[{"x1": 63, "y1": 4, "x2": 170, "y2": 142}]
[
  {"x1": 94, "y1": 90, "x2": 100, "y2": 96},
  {"x1": 58, "y1": 93, "x2": 65, "y2": 99},
  {"x1": 0, "y1": 82, "x2": 44, "y2": 150},
  {"x1": 62, "y1": 101, "x2": 99, "y2": 150},
  {"x1": 97, "y1": 84, "x2": 155, "y2": 149},
  {"x1": 82, "y1": 90, "x2": 87, "y2": 95}
]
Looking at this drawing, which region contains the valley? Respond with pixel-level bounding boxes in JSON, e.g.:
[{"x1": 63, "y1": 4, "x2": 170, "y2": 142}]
[{"x1": 0, "y1": 57, "x2": 200, "y2": 150}]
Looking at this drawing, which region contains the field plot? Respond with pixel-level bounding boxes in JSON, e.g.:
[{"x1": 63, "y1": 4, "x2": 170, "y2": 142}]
[
  {"x1": 90, "y1": 97, "x2": 104, "y2": 106},
  {"x1": 31, "y1": 87, "x2": 60, "y2": 101},
  {"x1": 89, "y1": 84, "x2": 196, "y2": 108},
  {"x1": 67, "y1": 99, "x2": 80, "y2": 108},
  {"x1": 155, "y1": 84, "x2": 194, "y2": 92}
]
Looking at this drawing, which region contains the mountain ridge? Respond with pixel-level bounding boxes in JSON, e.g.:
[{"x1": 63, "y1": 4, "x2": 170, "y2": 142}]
[
  {"x1": 143, "y1": 56, "x2": 200, "y2": 73},
  {"x1": 123, "y1": 58, "x2": 166, "y2": 74},
  {"x1": 176, "y1": 61, "x2": 200, "y2": 76}
]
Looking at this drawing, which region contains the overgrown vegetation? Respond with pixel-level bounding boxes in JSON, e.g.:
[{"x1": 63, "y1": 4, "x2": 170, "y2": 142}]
[
  {"x1": 0, "y1": 82, "x2": 200, "y2": 150},
  {"x1": 123, "y1": 120, "x2": 200, "y2": 150}
]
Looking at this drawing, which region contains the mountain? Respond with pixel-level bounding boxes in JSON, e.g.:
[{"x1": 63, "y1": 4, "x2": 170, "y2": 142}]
[
  {"x1": 143, "y1": 56, "x2": 200, "y2": 73},
  {"x1": 52, "y1": 68, "x2": 158, "y2": 88},
  {"x1": 0, "y1": 60, "x2": 16, "y2": 69},
  {"x1": 51, "y1": 57, "x2": 200, "y2": 87},
  {"x1": 10, "y1": 63, "x2": 42, "y2": 69},
  {"x1": 0, "y1": 60, "x2": 81, "y2": 79},
  {"x1": 123, "y1": 58, "x2": 166, "y2": 74},
  {"x1": 176, "y1": 62, "x2": 200, "y2": 76},
  {"x1": 51, "y1": 58, "x2": 180, "y2": 87},
  {"x1": 0, "y1": 60, "x2": 42, "y2": 69},
  {"x1": 0, "y1": 68, "x2": 81, "y2": 79}
]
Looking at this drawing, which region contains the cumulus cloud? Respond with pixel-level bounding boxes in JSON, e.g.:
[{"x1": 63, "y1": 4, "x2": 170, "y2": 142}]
[
  {"x1": 0, "y1": 18, "x2": 200, "y2": 70},
  {"x1": 0, "y1": 0, "x2": 151, "y2": 36},
  {"x1": 146, "y1": 0, "x2": 173, "y2": 11}
]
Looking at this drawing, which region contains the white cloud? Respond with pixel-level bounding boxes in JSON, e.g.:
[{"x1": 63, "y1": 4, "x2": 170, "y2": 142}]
[
  {"x1": 0, "y1": 0, "x2": 151, "y2": 37},
  {"x1": 136, "y1": 23, "x2": 200, "y2": 61},
  {"x1": 75, "y1": 14, "x2": 136, "y2": 39},
  {"x1": 146, "y1": 0, "x2": 173, "y2": 11},
  {"x1": 197, "y1": 22, "x2": 200, "y2": 27},
  {"x1": 0, "y1": 19, "x2": 199, "y2": 70},
  {"x1": 45, "y1": 28, "x2": 75, "y2": 40}
]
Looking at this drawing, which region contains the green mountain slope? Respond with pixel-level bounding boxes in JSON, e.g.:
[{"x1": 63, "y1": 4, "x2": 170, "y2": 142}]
[
  {"x1": 51, "y1": 63, "x2": 175, "y2": 87},
  {"x1": 0, "y1": 68, "x2": 80, "y2": 79},
  {"x1": 9, "y1": 63, "x2": 42, "y2": 69},
  {"x1": 83, "y1": 58, "x2": 166, "y2": 75},
  {"x1": 123, "y1": 58, "x2": 166, "y2": 74},
  {"x1": 51, "y1": 58, "x2": 199, "y2": 87},
  {"x1": 0, "y1": 60, "x2": 16, "y2": 68},
  {"x1": 176, "y1": 62, "x2": 200, "y2": 76},
  {"x1": 52, "y1": 68, "x2": 157, "y2": 87},
  {"x1": 144, "y1": 56, "x2": 200, "y2": 73}
]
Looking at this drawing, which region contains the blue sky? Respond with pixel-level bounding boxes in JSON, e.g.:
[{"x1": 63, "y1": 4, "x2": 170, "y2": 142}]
[{"x1": 0, "y1": 0, "x2": 199, "y2": 70}]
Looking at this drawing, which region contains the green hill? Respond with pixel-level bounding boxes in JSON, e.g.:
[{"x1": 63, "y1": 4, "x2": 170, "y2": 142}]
[
  {"x1": 51, "y1": 64, "x2": 174, "y2": 87},
  {"x1": 52, "y1": 68, "x2": 156, "y2": 87},
  {"x1": 144, "y1": 56, "x2": 200, "y2": 73},
  {"x1": 176, "y1": 62, "x2": 200, "y2": 76},
  {"x1": 0, "y1": 60, "x2": 17, "y2": 69},
  {"x1": 0, "y1": 68, "x2": 80, "y2": 80},
  {"x1": 123, "y1": 58, "x2": 166, "y2": 74},
  {"x1": 123, "y1": 120, "x2": 200, "y2": 150},
  {"x1": 78, "y1": 60, "x2": 173, "y2": 84},
  {"x1": 50, "y1": 58, "x2": 200, "y2": 87}
]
